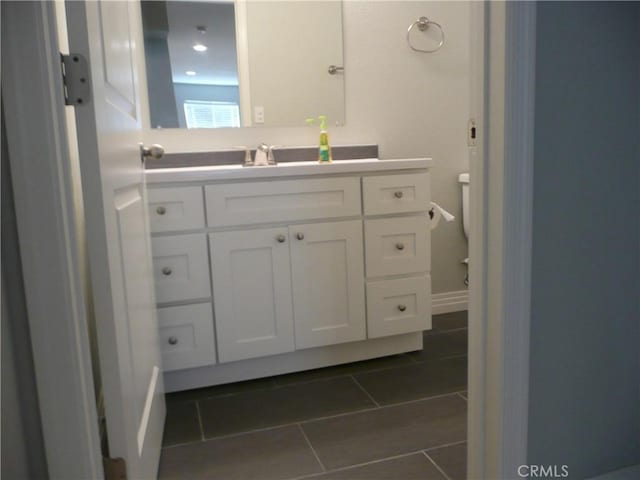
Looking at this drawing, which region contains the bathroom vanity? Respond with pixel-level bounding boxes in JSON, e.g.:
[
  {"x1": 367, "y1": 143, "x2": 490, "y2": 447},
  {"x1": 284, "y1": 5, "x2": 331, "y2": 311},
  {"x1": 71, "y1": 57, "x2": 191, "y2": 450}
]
[{"x1": 146, "y1": 158, "x2": 434, "y2": 392}]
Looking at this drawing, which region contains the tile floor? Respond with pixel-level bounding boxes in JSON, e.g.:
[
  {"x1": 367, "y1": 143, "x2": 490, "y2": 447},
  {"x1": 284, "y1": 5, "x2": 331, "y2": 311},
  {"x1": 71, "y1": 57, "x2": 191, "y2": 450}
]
[{"x1": 159, "y1": 311, "x2": 468, "y2": 480}]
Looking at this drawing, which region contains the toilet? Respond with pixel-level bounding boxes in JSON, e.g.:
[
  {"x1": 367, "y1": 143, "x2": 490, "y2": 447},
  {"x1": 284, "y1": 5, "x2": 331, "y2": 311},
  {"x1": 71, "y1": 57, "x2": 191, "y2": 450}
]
[{"x1": 458, "y1": 173, "x2": 470, "y2": 284}]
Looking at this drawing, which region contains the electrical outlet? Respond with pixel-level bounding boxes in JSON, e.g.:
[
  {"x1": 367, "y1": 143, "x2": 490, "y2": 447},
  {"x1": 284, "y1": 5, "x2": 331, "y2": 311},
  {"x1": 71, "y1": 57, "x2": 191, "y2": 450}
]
[{"x1": 254, "y1": 106, "x2": 264, "y2": 124}]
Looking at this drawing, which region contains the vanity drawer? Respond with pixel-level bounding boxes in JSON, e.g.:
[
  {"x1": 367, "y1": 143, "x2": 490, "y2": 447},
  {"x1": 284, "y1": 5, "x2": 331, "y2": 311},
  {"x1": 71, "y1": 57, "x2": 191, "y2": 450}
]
[
  {"x1": 362, "y1": 172, "x2": 430, "y2": 215},
  {"x1": 364, "y1": 216, "x2": 430, "y2": 277},
  {"x1": 148, "y1": 186, "x2": 205, "y2": 233},
  {"x1": 152, "y1": 233, "x2": 211, "y2": 303},
  {"x1": 158, "y1": 303, "x2": 216, "y2": 371},
  {"x1": 366, "y1": 276, "x2": 431, "y2": 338},
  {"x1": 205, "y1": 177, "x2": 361, "y2": 227}
]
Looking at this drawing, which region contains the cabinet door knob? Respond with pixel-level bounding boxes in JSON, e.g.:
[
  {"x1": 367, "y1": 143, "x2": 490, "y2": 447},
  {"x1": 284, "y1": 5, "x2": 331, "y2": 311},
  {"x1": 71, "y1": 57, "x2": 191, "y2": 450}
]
[
  {"x1": 395, "y1": 243, "x2": 405, "y2": 251},
  {"x1": 156, "y1": 206, "x2": 166, "y2": 215},
  {"x1": 398, "y1": 304, "x2": 407, "y2": 312},
  {"x1": 162, "y1": 267, "x2": 172, "y2": 276},
  {"x1": 394, "y1": 191, "x2": 404, "y2": 199},
  {"x1": 296, "y1": 233, "x2": 305, "y2": 240},
  {"x1": 276, "y1": 234, "x2": 286, "y2": 243},
  {"x1": 168, "y1": 336, "x2": 178, "y2": 345}
]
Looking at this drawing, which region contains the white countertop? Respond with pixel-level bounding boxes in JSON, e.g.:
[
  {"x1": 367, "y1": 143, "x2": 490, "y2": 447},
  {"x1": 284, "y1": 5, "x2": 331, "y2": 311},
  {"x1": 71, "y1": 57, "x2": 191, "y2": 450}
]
[{"x1": 145, "y1": 158, "x2": 433, "y2": 183}]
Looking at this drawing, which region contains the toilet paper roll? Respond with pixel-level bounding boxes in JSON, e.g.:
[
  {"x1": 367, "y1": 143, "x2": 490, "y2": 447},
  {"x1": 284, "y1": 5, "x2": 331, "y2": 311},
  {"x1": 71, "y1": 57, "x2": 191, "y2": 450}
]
[{"x1": 429, "y1": 202, "x2": 455, "y2": 230}]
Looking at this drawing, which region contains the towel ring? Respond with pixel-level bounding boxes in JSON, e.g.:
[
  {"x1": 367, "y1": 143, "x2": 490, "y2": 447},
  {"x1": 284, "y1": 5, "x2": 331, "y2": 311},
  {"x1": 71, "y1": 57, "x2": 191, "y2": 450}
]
[{"x1": 407, "y1": 16, "x2": 445, "y2": 53}]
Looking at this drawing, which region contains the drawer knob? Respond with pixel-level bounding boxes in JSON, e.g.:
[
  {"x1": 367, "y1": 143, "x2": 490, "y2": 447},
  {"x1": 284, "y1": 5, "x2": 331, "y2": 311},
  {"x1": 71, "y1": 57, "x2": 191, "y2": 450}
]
[
  {"x1": 276, "y1": 234, "x2": 286, "y2": 243},
  {"x1": 296, "y1": 233, "x2": 305, "y2": 241},
  {"x1": 156, "y1": 206, "x2": 166, "y2": 215},
  {"x1": 168, "y1": 336, "x2": 178, "y2": 345},
  {"x1": 395, "y1": 243, "x2": 405, "y2": 251},
  {"x1": 394, "y1": 191, "x2": 404, "y2": 199},
  {"x1": 398, "y1": 304, "x2": 407, "y2": 312},
  {"x1": 162, "y1": 267, "x2": 172, "y2": 276}
]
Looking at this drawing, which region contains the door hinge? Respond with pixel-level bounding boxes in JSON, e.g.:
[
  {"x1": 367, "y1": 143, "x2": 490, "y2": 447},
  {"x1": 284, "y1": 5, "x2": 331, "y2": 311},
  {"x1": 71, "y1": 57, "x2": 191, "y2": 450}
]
[
  {"x1": 103, "y1": 457, "x2": 127, "y2": 480},
  {"x1": 60, "y1": 53, "x2": 91, "y2": 106}
]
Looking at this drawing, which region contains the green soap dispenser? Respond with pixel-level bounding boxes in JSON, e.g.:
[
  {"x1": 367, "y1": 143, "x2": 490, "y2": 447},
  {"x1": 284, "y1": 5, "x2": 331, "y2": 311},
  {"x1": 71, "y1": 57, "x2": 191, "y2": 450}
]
[
  {"x1": 307, "y1": 115, "x2": 333, "y2": 163},
  {"x1": 317, "y1": 115, "x2": 333, "y2": 163}
]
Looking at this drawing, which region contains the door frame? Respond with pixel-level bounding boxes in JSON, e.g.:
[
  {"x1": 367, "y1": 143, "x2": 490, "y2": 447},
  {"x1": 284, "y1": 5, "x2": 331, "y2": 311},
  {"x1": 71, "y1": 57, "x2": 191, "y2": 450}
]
[
  {"x1": 467, "y1": 2, "x2": 536, "y2": 478},
  {"x1": 2, "y1": 1, "x2": 536, "y2": 479},
  {"x1": 2, "y1": 1, "x2": 103, "y2": 478}
]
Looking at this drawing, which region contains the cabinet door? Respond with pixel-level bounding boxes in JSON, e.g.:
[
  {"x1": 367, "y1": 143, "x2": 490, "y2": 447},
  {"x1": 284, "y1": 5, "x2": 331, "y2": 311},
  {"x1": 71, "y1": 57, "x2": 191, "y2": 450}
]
[
  {"x1": 290, "y1": 220, "x2": 366, "y2": 349},
  {"x1": 209, "y1": 228, "x2": 295, "y2": 363}
]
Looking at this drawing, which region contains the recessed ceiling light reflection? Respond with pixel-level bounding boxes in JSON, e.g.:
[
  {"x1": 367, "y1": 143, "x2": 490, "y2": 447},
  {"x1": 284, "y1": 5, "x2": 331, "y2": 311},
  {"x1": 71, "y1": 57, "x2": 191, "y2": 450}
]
[
  {"x1": 185, "y1": 70, "x2": 197, "y2": 76},
  {"x1": 193, "y1": 44, "x2": 208, "y2": 52}
]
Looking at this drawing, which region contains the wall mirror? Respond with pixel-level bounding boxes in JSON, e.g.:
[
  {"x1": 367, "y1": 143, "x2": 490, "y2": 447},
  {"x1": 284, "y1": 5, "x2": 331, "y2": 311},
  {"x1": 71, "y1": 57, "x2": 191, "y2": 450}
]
[{"x1": 141, "y1": 0, "x2": 345, "y2": 129}]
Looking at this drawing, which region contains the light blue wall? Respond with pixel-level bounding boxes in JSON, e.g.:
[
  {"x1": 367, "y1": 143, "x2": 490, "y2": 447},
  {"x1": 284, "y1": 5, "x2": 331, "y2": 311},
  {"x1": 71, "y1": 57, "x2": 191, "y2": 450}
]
[
  {"x1": 141, "y1": 1, "x2": 180, "y2": 128},
  {"x1": 173, "y1": 83, "x2": 240, "y2": 128},
  {"x1": 144, "y1": 37, "x2": 180, "y2": 128},
  {"x1": 528, "y1": 2, "x2": 640, "y2": 478}
]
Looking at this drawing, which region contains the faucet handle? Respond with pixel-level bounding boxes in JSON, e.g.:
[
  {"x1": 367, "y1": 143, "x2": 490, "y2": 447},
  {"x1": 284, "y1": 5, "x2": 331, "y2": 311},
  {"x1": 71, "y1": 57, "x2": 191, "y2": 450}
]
[
  {"x1": 267, "y1": 145, "x2": 278, "y2": 165},
  {"x1": 232, "y1": 146, "x2": 253, "y2": 167}
]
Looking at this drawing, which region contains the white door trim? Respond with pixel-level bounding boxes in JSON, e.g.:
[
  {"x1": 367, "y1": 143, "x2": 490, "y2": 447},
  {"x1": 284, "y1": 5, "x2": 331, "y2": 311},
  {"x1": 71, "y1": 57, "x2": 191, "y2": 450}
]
[
  {"x1": 467, "y1": 2, "x2": 536, "y2": 478},
  {"x1": 2, "y1": 2, "x2": 103, "y2": 479}
]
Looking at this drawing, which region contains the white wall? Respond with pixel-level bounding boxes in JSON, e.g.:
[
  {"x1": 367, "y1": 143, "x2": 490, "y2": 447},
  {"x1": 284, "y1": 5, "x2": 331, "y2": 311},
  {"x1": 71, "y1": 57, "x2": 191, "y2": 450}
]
[
  {"x1": 528, "y1": 3, "x2": 640, "y2": 478},
  {"x1": 143, "y1": 1, "x2": 471, "y2": 294}
]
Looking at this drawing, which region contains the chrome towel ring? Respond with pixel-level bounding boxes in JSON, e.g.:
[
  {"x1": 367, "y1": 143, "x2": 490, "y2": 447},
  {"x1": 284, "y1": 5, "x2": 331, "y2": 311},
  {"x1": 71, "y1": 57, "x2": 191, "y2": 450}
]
[{"x1": 407, "y1": 16, "x2": 445, "y2": 53}]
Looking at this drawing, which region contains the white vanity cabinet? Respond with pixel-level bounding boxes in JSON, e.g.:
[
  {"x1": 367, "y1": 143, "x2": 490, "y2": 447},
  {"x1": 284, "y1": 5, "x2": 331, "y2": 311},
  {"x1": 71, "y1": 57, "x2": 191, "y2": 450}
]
[
  {"x1": 209, "y1": 219, "x2": 366, "y2": 362},
  {"x1": 288, "y1": 220, "x2": 366, "y2": 349},
  {"x1": 146, "y1": 158, "x2": 434, "y2": 392},
  {"x1": 209, "y1": 227, "x2": 295, "y2": 363}
]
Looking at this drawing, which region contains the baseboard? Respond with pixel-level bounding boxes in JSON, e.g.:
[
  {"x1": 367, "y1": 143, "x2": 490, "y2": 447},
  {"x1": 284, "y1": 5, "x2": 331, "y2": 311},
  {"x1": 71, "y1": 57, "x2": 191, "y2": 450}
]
[{"x1": 432, "y1": 289, "x2": 469, "y2": 315}]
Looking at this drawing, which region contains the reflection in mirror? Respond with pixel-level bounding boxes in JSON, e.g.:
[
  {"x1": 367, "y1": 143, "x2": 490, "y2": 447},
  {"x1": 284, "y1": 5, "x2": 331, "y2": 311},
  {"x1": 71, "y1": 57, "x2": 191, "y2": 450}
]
[{"x1": 141, "y1": 1, "x2": 345, "y2": 130}]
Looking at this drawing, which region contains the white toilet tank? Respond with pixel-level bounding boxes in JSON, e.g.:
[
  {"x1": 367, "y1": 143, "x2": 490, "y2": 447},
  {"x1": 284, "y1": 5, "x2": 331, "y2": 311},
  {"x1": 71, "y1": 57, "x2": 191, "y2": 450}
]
[{"x1": 458, "y1": 173, "x2": 470, "y2": 240}]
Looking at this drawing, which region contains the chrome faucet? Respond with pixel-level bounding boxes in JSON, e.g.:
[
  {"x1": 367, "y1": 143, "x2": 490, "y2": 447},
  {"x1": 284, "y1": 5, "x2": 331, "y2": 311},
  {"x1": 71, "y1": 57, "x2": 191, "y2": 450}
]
[
  {"x1": 253, "y1": 143, "x2": 277, "y2": 166},
  {"x1": 239, "y1": 144, "x2": 277, "y2": 167}
]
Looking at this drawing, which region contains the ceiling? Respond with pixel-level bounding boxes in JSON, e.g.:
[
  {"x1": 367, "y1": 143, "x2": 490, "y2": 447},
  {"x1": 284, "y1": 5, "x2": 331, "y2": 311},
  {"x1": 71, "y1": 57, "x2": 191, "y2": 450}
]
[{"x1": 166, "y1": 1, "x2": 239, "y2": 86}]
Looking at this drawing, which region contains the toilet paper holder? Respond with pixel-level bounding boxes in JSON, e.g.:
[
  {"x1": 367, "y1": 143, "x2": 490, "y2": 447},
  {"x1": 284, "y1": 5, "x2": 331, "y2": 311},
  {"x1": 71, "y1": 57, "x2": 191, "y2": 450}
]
[{"x1": 429, "y1": 202, "x2": 455, "y2": 230}]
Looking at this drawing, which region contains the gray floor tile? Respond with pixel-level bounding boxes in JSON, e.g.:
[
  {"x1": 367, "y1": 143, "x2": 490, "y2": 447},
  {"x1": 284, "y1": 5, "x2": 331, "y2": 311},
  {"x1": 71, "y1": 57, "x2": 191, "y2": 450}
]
[
  {"x1": 427, "y1": 311, "x2": 468, "y2": 334},
  {"x1": 274, "y1": 354, "x2": 414, "y2": 386},
  {"x1": 309, "y1": 453, "x2": 447, "y2": 479},
  {"x1": 410, "y1": 330, "x2": 468, "y2": 362},
  {"x1": 353, "y1": 356, "x2": 467, "y2": 405},
  {"x1": 199, "y1": 376, "x2": 375, "y2": 438},
  {"x1": 427, "y1": 443, "x2": 467, "y2": 480},
  {"x1": 301, "y1": 394, "x2": 467, "y2": 470},
  {"x1": 162, "y1": 401, "x2": 202, "y2": 447},
  {"x1": 166, "y1": 377, "x2": 277, "y2": 404},
  {"x1": 158, "y1": 425, "x2": 322, "y2": 480}
]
